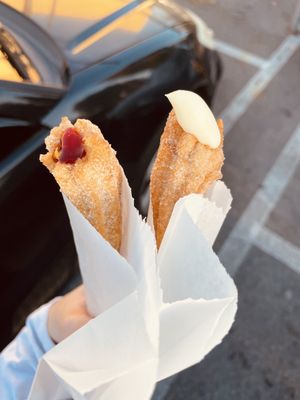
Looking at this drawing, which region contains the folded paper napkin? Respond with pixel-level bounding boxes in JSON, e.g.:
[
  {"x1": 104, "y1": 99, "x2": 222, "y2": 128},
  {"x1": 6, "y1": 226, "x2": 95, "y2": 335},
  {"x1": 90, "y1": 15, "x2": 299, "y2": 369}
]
[{"x1": 29, "y1": 175, "x2": 237, "y2": 400}]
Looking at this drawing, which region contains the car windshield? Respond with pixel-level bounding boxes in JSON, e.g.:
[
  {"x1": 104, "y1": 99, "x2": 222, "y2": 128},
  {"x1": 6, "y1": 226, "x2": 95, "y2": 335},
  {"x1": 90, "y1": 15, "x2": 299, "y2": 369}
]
[{"x1": 0, "y1": 25, "x2": 40, "y2": 83}]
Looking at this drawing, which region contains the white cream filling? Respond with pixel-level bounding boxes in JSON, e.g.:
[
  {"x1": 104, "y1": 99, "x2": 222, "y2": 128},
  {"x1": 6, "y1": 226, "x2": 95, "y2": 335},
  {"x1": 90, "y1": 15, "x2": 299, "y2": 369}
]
[{"x1": 165, "y1": 90, "x2": 221, "y2": 149}]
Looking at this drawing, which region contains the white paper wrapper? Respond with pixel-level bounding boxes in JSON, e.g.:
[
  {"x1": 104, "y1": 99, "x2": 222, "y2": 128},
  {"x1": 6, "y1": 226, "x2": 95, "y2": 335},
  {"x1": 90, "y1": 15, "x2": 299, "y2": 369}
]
[
  {"x1": 29, "y1": 178, "x2": 237, "y2": 400},
  {"x1": 157, "y1": 182, "x2": 236, "y2": 380}
]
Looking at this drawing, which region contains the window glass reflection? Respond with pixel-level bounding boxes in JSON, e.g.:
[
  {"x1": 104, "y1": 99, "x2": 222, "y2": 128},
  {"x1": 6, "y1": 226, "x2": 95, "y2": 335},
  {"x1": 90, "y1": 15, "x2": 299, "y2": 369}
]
[
  {"x1": 0, "y1": 27, "x2": 40, "y2": 83},
  {"x1": 0, "y1": 48, "x2": 23, "y2": 82},
  {"x1": 3, "y1": 1, "x2": 134, "y2": 44}
]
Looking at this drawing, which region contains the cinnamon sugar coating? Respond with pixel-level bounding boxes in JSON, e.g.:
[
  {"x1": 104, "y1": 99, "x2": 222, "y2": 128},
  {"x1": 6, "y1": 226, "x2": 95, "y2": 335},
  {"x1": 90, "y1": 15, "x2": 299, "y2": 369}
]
[
  {"x1": 150, "y1": 111, "x2": 224, "y2": 248},
  {"x1": 40, "y1": 117, "x2": 122, "y2": 251}
]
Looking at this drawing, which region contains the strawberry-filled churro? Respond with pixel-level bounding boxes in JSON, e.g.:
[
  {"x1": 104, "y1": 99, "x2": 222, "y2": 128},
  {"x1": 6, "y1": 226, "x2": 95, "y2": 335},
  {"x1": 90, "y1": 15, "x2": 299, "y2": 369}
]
[{"x1": 40, "y1": 117, "x2": 122, "y2": 251}]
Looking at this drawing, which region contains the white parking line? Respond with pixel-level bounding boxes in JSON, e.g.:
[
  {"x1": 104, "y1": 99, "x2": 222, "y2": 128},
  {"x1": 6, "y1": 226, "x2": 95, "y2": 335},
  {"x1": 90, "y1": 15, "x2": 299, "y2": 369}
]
[
  {"x1": 219, "y1": 123, "x2": 300, "y2": 276},
  {"x1": 220, "y1": 35, "x2": 300, "y2": 134},
  {"x1": 214, "y1": 39, "x2": 267, "y2": 68},
  {"x1": 254, "y1": 227, "x2": 300, "y2": 276}
]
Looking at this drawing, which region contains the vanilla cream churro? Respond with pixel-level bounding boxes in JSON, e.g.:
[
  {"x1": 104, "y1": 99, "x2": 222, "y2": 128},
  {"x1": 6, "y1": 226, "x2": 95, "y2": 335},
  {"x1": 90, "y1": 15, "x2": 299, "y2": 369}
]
[{"x1": 150, "y1": 90, "x2": 224, "y2": 248}]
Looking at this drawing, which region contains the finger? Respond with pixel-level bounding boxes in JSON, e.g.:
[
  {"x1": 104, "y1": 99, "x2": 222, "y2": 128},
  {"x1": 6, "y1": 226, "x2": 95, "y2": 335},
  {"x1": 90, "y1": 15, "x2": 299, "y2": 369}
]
[{"x1": 67, "y1": 314, "x2": 92, "y2": 337}]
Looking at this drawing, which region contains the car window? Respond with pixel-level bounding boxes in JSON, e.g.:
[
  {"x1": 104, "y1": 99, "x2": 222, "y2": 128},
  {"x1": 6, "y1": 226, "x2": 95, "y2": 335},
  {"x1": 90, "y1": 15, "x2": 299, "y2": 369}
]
[
  {"x1": 0, "y1": 47, "x2": 23, "y2": 82},
  {"x1": 0, "y1": 26, "x2": 40, "y2": 83},
  {"x1": 3, "y1": 0, "x2": 134, "y2": 46}
]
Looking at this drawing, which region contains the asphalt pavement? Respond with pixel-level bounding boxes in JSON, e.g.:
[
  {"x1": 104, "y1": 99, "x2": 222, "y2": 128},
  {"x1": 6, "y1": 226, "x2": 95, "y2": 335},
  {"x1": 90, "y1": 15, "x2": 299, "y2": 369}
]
[{"x1": 153, "y1": 1, "x2": 300, "y2": 399}]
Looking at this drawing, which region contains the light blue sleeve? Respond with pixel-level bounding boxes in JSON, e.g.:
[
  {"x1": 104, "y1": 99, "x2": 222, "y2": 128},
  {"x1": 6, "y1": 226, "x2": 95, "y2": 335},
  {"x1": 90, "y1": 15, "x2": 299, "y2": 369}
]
[{"x1": 0, "y1": 298, "x2": 61, "y2": 400}]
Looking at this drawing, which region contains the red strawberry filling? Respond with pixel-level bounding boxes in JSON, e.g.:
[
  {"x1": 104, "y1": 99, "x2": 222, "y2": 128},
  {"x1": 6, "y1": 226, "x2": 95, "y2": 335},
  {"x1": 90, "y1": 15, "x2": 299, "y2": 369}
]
[{"x1": 59, "y1": 128, "x2": 85, "y2": 163}]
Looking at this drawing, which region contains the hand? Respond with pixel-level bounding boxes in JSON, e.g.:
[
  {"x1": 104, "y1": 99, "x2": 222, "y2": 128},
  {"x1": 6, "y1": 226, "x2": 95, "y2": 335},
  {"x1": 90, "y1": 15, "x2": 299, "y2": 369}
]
[{"x1": 48, "y1": 285, "x2": 92, "y2": 344}]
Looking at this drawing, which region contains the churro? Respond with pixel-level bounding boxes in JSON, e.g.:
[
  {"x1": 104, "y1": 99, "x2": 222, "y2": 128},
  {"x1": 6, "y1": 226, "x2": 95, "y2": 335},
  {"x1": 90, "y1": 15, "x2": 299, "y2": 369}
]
[
  {"x1": 150, "y1": 91, "x2": 224, "y2": 248},
  {"x1": 40, "y1": 117, "x2": 122, "y2": 250}
]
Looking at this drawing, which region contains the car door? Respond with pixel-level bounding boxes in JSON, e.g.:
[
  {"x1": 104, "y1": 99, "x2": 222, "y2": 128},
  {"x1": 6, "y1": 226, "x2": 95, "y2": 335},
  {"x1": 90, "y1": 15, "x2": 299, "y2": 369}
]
[
  {"x1": 0, "y1": 7, "x2": 73, "y2": 349},
  {"x1": 0, "y1": 88, "x2": 76, "y2": 350},
  {"x1": 0, "y1": 123, "x2": 78, "y2": 350}
]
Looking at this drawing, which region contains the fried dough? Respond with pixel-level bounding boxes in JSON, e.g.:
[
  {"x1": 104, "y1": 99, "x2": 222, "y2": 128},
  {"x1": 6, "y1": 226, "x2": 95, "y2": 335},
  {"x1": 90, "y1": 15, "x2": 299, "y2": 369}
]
[
  {"x1": 150, "y1": 110, "x2": 224, "y2": 248},
  {"x1": 40, "y1": 117, "x2": 122, "y2": 251}
]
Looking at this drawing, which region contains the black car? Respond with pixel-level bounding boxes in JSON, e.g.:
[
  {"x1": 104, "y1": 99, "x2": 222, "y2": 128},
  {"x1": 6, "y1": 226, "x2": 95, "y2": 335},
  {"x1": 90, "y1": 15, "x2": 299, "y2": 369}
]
[{"x1": 0, "y1": 0, "x2": 221, "y2": 349}]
